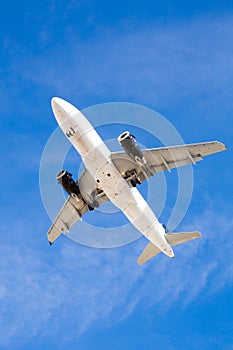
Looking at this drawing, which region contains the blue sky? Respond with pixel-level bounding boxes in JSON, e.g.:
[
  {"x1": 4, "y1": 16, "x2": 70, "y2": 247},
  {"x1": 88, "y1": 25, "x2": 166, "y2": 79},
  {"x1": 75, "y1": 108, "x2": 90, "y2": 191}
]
[{"x1": 1, "y1": 1, "x2": 233, "y2": 349}]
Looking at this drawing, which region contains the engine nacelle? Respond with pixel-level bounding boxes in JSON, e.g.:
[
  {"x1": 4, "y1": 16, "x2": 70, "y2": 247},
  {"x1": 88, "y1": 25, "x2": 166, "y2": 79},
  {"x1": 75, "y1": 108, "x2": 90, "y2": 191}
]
[
  {"x1": 56, "y1": 170, "x2": 80, "y2": 196},
  {"x1": 118, "y1": 131, "x2": 146, "y2": 166}
]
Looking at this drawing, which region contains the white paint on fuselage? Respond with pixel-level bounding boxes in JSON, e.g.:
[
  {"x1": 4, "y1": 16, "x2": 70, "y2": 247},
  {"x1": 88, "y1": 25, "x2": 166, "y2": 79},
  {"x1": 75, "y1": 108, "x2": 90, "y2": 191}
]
[{"x1": 51, "y1": 97, "x2": 174, "y2": 258}]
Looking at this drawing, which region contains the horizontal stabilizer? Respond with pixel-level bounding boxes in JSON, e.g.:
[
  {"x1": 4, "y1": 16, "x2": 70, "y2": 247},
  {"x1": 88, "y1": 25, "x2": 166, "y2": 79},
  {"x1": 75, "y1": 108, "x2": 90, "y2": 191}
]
[
  {"x1": 137, "y1": 242, "x2": 160, "y2": 265},
  {"x1": 165, "y1": 231, "x2": 201, "y2": 246},
  {"x1": 137, "y1": 231, "x2": 201, "y2": 265}
]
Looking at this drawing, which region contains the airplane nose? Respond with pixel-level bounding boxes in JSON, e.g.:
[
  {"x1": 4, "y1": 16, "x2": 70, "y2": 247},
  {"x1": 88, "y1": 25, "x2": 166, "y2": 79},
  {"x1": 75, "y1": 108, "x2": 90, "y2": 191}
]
[
  {"x1": 51, "y1": 97, "x2": 77, "y2": 122},
  {"x1": 51, "y1": 97, "x2": 60, "y2": 110},
  {"x1": 51, "y1": 97, "x2": 65, "y2": 120}
]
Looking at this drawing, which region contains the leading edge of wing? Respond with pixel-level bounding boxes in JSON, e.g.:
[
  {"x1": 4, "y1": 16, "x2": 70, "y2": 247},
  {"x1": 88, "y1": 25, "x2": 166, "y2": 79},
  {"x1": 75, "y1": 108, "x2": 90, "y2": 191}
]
[{"x1": 143, "y1": 141, "x2": 226, "y2": 155}]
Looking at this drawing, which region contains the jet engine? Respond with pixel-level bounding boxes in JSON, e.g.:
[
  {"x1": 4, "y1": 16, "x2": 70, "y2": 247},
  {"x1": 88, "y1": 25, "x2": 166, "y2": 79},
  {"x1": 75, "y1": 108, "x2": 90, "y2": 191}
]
[
  {"x1": 56, "y1": 170, "x2": 80, "y2": 196},
  {"x1": 118, "y1": 131, "x2": 146, "y2": 166},
  {"x1": 118, "y1": 131, "x2": 153, "y2": 179}
]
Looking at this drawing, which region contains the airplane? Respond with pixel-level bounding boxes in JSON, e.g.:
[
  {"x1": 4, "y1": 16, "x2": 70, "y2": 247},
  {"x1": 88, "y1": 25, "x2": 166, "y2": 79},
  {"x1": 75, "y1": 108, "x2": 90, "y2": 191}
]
[{"x1": 46, "y1": 97, "x2": 226, "y2": 265}]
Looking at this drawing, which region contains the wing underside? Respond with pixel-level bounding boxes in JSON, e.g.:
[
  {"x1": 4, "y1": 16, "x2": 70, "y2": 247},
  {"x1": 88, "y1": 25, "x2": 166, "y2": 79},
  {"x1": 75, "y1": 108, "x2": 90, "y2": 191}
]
[
  {"x1": 46, "y1": 194, "x2": 89, "y2": 244},
  {"x1": 111, "y1": 141, "x2": 226, "y2": 181}
]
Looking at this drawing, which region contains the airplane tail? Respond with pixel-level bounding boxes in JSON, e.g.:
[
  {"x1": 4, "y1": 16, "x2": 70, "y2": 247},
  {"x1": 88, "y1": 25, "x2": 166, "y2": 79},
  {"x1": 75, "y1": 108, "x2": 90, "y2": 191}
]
[{"x1": 137, "y1": 231, "x2": 201, "y2": 265}]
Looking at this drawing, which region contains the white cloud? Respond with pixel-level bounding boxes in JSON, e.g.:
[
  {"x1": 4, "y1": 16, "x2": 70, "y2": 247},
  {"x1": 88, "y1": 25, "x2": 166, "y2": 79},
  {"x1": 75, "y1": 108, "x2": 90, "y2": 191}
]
[{"x1": 0, "y1": 208, "x2": 232, "y2": 347}]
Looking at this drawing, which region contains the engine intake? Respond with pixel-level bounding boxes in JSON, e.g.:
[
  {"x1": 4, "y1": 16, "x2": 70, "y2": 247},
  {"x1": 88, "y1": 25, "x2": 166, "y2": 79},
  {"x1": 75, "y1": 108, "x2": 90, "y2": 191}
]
[
  {"x1": 118, "y1": 131, "x2": 146, "y2": 166},
  {"x1": 56, "y1": 170, "x2": 80, "y2": 196}
]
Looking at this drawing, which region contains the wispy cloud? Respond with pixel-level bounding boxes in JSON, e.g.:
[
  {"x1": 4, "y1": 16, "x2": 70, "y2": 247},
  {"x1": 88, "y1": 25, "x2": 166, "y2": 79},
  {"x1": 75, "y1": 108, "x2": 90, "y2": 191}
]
[{"x1": 0, "y1": 208, "x2": 232, "y2": 347}]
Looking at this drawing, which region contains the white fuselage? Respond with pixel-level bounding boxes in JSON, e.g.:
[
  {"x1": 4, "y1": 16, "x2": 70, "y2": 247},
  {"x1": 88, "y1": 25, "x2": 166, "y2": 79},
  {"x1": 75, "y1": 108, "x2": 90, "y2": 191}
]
[{"x1": 52, "y1": 97, "x2": 174, "y2": 258}]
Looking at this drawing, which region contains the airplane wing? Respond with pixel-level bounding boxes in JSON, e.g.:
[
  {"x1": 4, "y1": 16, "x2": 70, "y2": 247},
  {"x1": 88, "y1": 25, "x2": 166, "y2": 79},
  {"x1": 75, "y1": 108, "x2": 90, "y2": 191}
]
[
  {"x1": 111, "y1": 141, "x2": 226, "y2": 181},
  {"x1": 46, "y1": 194, "x2": 89, "y2": 244}
]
